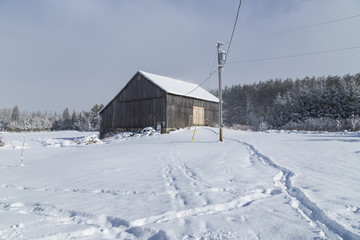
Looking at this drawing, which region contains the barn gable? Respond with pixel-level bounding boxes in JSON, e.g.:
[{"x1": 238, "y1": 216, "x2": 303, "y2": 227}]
[
  {"x1": 101, "y1": 71, "x2": 166, "y2": 110},
  {"x1": 100, "y1": 71, "x2": 219, "y2": 137},
  {"x1": 139, "y1": 71, "x2": 219, "y2": 103}
]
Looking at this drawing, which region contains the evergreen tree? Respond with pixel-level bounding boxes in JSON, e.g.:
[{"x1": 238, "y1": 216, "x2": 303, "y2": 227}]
[
  {"x1": 71, "y1": 110, "x2": 78, "y2": 130},
  {"x1": 0, "y1": 134, "x2": 4, "y2": 147},
  {"x1": 222, "y1": 73, "x2": 360, "y2": 131},
  {"x1": 78, "y1": 112, "x2": 91, "y2": 131},
  {"x1": 62, "y1": 108, "x2": 71, "y2": 130},
  {"x1": 11, "y1": 106, "x2": 20, "y2": 122},
  {"x1": 63, "y1": 108, "x2": 70, "y2": 121},
  {"x1": 90, "y1": 104, "x2": 104, "y2": 130},
  {"x1": 0, "y1": 104, "x2": 104, "y2": 132}
]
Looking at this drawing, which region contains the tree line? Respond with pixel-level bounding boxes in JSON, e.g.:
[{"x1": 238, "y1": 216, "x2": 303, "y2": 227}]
[
  {"x1": 0, "y1": 104, "x2": 104, "y2": 132},
  {"x1": 221, "y1": 73, "x2": 360, "y2": 131},
  {"x1": 2, "y1": 73, "x2": 360, "y2": 133}
]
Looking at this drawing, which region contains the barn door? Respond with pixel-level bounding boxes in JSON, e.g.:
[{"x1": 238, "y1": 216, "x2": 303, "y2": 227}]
[{"x1": 192, "y1": 106, "x2": 205, "y2": 126}]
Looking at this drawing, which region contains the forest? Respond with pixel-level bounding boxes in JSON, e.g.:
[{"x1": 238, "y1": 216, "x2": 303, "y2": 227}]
[
  {"x1": 221, "y1": 73, "x2": 360, "y2": 131},
  {"x1": 0, "y1": 104, "x2": 103, "y2": 132},
  {"x1": 1, "y1": 73, "x2": 360, "y2": 133}
]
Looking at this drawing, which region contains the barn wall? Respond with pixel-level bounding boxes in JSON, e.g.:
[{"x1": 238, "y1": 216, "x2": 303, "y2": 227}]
[
  {"x1": 166, "y1": 94, "x2": 218, "y2": 131},
  {"x1": 100, "y1": 73, "x2": 167, "y2": 137}
]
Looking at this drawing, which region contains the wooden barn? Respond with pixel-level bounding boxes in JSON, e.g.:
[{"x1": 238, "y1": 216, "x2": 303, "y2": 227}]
[{"x1": 99, "y1": 71, "x2": 219, "y2": 137}]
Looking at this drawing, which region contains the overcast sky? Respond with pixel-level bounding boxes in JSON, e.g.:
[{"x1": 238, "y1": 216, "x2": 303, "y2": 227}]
[{"x1": 1, "y1": 0, "x2": 360, "y2": 112}]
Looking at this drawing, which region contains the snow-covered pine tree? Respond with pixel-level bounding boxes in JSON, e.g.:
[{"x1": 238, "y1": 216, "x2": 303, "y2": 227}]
[
  {"x1": 71, "y1": 110, "x2": 78, "y2": 130},
  {"x1": 0, "y1": 108, "x2": 11, "y2": 131},
  {"x1": 62, "y1": 108, "x2": 71, "y2": 130},
  {"x1": 78, "y1": 112, "x2": 91, "y2": 131},
  {"x1": 89, "y1": 104, "x2": 103, "y2": 130},
  {"x1": 8, "y1": 106, "x2": 23, "y2": 131},
  {"x1": 0, "y1": 135, "x2": 4, "y2": 147},
  {"x1": 11, "y1": 106, "x2": 20, "y2": 122}
]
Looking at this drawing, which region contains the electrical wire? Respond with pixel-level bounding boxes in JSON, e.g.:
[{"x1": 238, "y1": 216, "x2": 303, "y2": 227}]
[
  {"x1": 224, "y1": 0, "x2": 243, "y2": 65},
  {"x1": 183, "y1": 10, "x2": 360, "y2": 98},
  {"x1": 183, "y1": 0, "x2": 243, "y2": 97},
  {"x1": 209, "y1": 52, "x2": 217, "y2": 75},
  {"x1": 183, "y1": 71, "x2": 217, "y2": 97},
  {"x1": 226, "y1": 45, "x2": 360, "y2": 64},
  {"x1": 226, "y1": 13, "x2": 360, "y2": 44}
]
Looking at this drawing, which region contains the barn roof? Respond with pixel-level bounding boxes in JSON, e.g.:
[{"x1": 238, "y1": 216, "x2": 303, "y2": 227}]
[
  {"x1": 139, "y1": 71, "x2": 219, "y2": 103},
  {"x1": 100, "y1": 71, "x2": 219, "y2": 114}
]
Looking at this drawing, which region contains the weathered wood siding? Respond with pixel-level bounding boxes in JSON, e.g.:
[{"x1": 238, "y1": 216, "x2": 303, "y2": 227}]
[
  {"x1": 100, "y1": 73, "x2": 167, "y2": 137},
  {"x1": 100, "y1": 72, "x2": 219, "y2": 137},
  {"x1": 166, "y1": 94, "x2": 218, "y2": 131}
]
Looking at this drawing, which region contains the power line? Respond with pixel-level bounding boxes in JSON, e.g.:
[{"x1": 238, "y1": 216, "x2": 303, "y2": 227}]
[
  {"x1": 182, "y1": 52, "x2": 217, "y2": 98},
  {"x1": 226, "y1": 45, "x2": 360, "y2": 64},
  {"x1": 209, "y1": 52, "x2": 217, "y2": 76},
  {"x1": 226, "y1": 13, "x2": 360, "y2": 44},
  {"x1": 185, "y1": 13, "x2": 360, "y2": 97},
  {"x1": 183, "y1": 71, "x2": 217, "y2": 97},
  {"x1": 224, "y1": 0, "x2": 243, "y2": 64},
  {"x1": 183, "y1": 0, "x2": 243, "y2": 97}
]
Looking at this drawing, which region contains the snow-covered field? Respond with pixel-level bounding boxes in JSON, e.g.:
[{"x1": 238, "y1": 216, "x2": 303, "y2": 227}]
[{"x1": 0, "y1": 127, "x2": 359, "y2": 240}]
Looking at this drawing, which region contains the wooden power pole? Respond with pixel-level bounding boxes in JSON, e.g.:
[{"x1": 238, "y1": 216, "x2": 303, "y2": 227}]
[{"x1": 217, "y1": 41, "x2": 225, "y2": 142}]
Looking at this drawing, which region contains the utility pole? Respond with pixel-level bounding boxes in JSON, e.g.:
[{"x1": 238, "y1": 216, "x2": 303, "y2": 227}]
[{"x1": 217, "y1": 41, "x2": 225, "y2": 142}]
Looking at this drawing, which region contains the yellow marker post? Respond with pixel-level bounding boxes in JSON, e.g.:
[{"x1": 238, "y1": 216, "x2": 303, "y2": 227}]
[{"x1": 192, "y1": 126, "x2": 197, "y2": 141}]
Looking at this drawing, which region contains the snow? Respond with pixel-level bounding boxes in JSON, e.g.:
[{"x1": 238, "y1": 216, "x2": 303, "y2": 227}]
[
  {"x1": 139, "y1": 71, "x2": 219, "y2": 103},
  {"x1": 0, "y1": 128, "x2": 359, "y2": 239}
]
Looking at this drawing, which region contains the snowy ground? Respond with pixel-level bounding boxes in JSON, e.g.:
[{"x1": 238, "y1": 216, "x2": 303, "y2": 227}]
[{"x1": 0, "y1": 128, "x2": 359, "y2": 240}]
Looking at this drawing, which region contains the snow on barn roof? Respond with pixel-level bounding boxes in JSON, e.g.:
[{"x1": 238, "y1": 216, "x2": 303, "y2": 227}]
[
  {"x1": 139, "y1": 71, "x2": 219, "y2": 103},
  {"x1": 100, "y1": 71, "x2": 219, "y2": 114}
]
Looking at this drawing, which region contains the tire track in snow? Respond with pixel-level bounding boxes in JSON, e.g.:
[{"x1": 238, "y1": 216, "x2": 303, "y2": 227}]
[
  {"x1": 157, "y1": 149, "x2": 266, "y2": 232},
  {"x1": 242, "y1": 142, "x2": 360, "y2": 240},
  {"x1": 170, "y1": 151, "x2": 231, "y2": 194},
  {"x1": 168, "y1": 151, "x2": 239, "y2": 208},
  {"x1": 220, "y1": 151, "x2": 242, "y2": 185},
  {"x1": 161, "y1": 163, "x2": 187, "y2": 208},
  {"x1": 159, "y1": 151, "x2": 210, "y2": 210},
  {"x1": 172, "y1": 151, "x2": 220, "y2": 212},
  {"x1": 141, "y1": 150, "x2": 282, "y2": 230},
  {"x1": 0, "y1": 219, "x2": 24, "y2": 240},
  {"x1": 0, "y1": 183, "x2": 227, "y2": 201},
  {"x1": 128, "y1": 188, "x2": 277, "y2": 228},
  {"x1": 172, "y1": 156, "x2": 212, "y2": 190},
  {"x1": 158, "y1": 150, "x2": 191, "y2": 212},
  {"x1": 2, "y1": 190, "x2": 271, "y2": 240},
  {"x1": 0, "y1": 183, "x2": 155, "y2": 197},
  {"x1": 0, "y1": 182, "x2": 210, "y2": 197},
  {"x1": 0, "y1": 200, "x2": 165, "y2": 239},
  {"x1": 204, "y1": 128, "x2": 360, "y2": 240},
  {"x1": 0, "y1": 200, "x2": 132, "y2": 239},
  {"x1": 0, "y1": 200, "x2": 130, "y2": 228}
]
